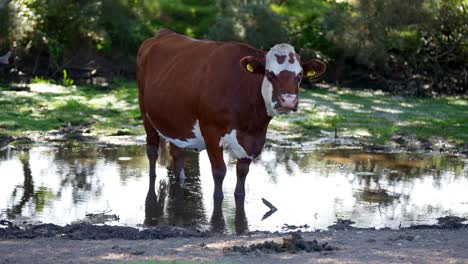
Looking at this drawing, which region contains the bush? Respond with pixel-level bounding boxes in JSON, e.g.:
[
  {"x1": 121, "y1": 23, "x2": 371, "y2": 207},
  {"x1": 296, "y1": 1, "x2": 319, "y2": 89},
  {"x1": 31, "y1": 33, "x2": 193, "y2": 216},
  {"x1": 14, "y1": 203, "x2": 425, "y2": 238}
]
[
  {"x1": 1, "y1": 0, "x2": 466, "y2": 95},
  {"x1": 205, "y1": 1, "x2": 288, "y2": 49}
]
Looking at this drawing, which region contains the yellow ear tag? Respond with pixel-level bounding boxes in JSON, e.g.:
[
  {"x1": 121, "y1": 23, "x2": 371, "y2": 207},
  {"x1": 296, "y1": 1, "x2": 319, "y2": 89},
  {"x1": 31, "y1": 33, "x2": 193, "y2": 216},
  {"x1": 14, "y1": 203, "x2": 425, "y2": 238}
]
[
  {"x1": 307, "y1": 70, "x2": 316, "y2": 78},
  {"x1": 246, "y1": 63, "x2": 254, "y2": 73}
]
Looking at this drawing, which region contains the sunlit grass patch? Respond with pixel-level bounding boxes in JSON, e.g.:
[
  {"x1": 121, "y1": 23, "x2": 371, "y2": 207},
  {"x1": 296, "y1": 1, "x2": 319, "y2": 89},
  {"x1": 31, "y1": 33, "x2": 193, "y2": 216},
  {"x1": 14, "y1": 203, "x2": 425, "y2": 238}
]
[
  {"x1": 0, "y1": 81, "x2": 143, "y2": 137},
  {"x1": 286, "y1": 87, "x2": 468, "y2": 144}
]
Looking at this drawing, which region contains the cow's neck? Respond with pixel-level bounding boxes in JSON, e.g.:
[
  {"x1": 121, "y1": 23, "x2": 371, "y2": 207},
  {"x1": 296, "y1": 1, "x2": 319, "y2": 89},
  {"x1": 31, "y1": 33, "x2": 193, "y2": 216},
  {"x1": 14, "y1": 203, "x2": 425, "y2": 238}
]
[{"x1": 236, "y1": 76, "x2": 272, "y2": 133}]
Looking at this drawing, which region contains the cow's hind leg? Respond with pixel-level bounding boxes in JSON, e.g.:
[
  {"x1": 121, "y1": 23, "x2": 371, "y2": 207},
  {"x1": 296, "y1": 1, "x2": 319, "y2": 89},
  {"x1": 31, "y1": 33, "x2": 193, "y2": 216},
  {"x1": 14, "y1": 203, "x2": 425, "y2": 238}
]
[
  {"x1": 235, "y1": 159, "x2": 251, "y2": 200},
  {"x1": 144, "y1": 116, "x2": 160, "y2": 222},
  {"x1": 170, "y1": 143, "x2": 186, "y2": 186},
  {"x1": 144, "y1": 117, "x2": 160, "y2": 192}
]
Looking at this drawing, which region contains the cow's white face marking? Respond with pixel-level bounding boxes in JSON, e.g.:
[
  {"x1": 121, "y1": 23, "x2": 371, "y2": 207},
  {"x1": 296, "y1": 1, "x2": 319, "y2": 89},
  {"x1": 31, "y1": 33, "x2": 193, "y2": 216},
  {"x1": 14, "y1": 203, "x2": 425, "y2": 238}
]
[
  {"x1": 262, "y1": 44, "x2": 302, "y2": 117},
  {"x1": 265, "y1": 44, "x2": 302, "y2": 75},
  {"x1": 261, "y1": 77, "x2": 277, "y2": 116},
  {"x1": 146, "y1": 114, "x2": 206, "y2": 150},
  {"x1": 219, "y1": 129, "x2": 253, "y2": 160}
]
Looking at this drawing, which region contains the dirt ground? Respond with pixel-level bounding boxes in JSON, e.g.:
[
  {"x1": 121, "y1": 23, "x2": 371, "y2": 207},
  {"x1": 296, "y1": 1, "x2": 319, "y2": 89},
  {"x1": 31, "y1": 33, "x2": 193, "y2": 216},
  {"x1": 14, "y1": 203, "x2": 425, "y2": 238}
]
[{"x1": 1, "y1": 226, "x2": 467, "y2": 264}]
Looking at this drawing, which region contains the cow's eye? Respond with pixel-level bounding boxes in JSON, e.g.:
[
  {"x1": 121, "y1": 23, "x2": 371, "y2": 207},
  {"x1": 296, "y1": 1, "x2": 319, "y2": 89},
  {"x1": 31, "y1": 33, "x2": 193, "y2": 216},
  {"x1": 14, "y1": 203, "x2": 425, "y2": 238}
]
[{"x1": 266, "y1": 71, "x2": 276, "y2": 80}]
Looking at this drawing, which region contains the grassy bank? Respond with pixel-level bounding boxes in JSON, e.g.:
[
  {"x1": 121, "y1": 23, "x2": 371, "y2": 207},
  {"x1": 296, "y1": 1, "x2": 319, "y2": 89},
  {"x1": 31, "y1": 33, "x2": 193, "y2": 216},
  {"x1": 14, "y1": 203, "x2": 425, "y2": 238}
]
[
  {"x1": 0, "y1": 81, "x2": 143, "y2": 138},
  {"x1": 1, "y1": 81, "x2": 467, "y2": 146},
  {"x1": 273, "y1": 87, "x2": 468, "y2": 144}
]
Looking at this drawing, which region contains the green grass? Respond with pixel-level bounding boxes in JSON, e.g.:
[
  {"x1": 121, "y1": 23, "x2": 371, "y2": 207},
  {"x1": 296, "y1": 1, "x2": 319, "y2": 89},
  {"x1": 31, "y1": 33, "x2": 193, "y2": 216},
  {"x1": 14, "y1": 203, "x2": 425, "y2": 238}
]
[
  {"x1": 1, "y1": 81, "x2": 467, "y2": 146},
  {"x1": 273, "y1": 87, "x2": 468, "y2": 144},
  {"x1": 0, "y1": 81, "x2": 143, "y2": 137}
]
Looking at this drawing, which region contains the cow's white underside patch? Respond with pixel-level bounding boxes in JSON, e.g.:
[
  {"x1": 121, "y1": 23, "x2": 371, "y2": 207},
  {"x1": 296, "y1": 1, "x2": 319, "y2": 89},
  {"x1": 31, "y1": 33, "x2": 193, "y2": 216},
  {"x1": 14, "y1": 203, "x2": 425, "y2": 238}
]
[
  {"x1": 219, "y1": 129, "x2": 253, "y2": 160},
  {"x1": 147, "y1": 116, "x2": 206, "y2": 150},
  {"x1": 146, "y1": 114, "x2": 251, "y2": 159}
]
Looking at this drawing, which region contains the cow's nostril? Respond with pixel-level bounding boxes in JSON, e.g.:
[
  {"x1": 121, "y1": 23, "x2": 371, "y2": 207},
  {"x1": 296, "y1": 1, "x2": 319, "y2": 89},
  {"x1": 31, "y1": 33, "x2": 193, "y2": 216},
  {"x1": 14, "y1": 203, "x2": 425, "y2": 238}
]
[{"x1": 279, "y1": 94, "x2": 298, "y2": 109}]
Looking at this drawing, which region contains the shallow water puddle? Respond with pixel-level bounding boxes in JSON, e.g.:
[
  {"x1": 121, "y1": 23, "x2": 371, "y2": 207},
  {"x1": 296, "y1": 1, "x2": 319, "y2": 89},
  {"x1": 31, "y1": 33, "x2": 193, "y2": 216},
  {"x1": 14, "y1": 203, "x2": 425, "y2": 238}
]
[{"x1": 0, "y1": 144, "x2": 467, "y2": 232}]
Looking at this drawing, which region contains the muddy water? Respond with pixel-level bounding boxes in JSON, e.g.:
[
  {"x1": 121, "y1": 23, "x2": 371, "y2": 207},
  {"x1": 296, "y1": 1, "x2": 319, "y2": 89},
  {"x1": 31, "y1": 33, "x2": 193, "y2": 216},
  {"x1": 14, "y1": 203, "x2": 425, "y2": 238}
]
[{"x1": 0, "y1": 144, "x2": 467, "y2": 233}]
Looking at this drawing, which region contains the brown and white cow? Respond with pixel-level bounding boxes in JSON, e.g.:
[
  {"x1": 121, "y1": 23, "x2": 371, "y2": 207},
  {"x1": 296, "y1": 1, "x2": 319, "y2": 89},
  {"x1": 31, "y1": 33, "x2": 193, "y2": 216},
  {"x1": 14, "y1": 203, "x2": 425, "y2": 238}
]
[{"x1": 137, "y1": 29, "x2": 326, "y2": 199}]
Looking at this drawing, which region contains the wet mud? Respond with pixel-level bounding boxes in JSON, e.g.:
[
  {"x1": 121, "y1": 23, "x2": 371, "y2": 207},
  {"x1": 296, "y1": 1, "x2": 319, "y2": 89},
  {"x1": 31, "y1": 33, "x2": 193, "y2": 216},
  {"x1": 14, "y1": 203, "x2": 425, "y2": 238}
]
[
  {"x1": 223, "y1": 233, "x2": 335, "y2": 254},
  {"x1": 1, "y1": 216, "x2": 466, "y2": 241},
  {"x1": 0, "y1": 220, "x2": 205, "y2": 240},
  {"x1": 408, "y1": 216, "x2": 468, "y2": 229}
]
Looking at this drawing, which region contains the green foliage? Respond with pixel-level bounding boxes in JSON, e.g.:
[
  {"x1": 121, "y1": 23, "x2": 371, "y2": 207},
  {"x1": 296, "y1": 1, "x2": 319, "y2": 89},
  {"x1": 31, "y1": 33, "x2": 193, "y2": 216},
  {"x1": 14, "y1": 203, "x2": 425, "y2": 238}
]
[
  {"x1": 1, "y1": 0, "x2": 466, "y2": 94},
  {"x1": 206, "y1": 0, "x2": 288, "y2": 49},
  {"x1": 31, "y1": 76, "x2": 48, "y2": 84},
  {"x1": 317, "y1": 0, "x2": 467, "y2": 94},
  {"x1": 62, "y1": 69, "x2": 74, "y2": 87}
]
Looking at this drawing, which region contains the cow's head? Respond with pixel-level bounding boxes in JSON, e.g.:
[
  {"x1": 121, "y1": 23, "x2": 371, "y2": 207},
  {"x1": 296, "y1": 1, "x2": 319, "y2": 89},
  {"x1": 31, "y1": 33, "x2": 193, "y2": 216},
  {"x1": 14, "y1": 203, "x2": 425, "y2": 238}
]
[{"x1": 240, "y1": 44, "x2": 326, "y2": 116}]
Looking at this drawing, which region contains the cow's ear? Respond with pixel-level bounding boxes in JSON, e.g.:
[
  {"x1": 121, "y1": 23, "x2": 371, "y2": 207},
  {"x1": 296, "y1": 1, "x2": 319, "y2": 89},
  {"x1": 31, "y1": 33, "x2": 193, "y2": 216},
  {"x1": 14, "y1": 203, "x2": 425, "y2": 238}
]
[
  {"x1": 240, "y1": 56, "x2": 265, "y2": 74},
  {"x1": 301, "y1": 59, "x2": 326, "y2": 79}
]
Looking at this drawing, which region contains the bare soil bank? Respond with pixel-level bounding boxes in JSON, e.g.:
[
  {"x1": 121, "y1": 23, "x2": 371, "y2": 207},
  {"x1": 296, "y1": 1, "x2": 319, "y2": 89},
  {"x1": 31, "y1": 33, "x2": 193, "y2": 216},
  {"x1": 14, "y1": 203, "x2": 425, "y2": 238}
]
[
  {"x1": 1, "y1": 219, "x2": 467, "y2": 263},
  {"x1": 1, "y1": 227, "x2": 467, "y2": 263}
]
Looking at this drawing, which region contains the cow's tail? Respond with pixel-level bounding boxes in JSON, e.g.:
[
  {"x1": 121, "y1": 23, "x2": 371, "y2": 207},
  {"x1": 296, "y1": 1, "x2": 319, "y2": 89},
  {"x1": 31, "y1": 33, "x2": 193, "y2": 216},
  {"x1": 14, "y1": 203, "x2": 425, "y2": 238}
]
[{"x1": 157, "y1": 138, "x2": 172, "y2": 167}]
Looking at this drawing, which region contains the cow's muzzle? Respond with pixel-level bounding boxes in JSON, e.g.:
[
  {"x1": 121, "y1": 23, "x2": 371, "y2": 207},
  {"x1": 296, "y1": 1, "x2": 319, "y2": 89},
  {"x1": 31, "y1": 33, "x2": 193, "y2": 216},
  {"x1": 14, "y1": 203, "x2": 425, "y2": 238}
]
[{"x1": 277, "y1": 94, "x2": 298, "y2": 112}]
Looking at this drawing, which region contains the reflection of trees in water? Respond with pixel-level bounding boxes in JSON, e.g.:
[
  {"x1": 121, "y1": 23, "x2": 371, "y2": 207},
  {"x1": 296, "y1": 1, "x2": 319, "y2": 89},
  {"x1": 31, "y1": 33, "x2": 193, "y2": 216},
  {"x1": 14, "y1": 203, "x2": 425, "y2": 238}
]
[
  {"x1": 255, "y1": 146, "x2": 303, "y2": 183},
  {"x1": 0, "y1": 149, "x2": 11, "y2": 161},
  {"x1": 254, "y1": 147, "x2": 467, "y2": 222},
  {"x1": 98, "y1": 146, "x2": 146, "y2": 182},
  {"x1": 6, "y1": 150, "x2": 54, "y2": 218},
  {"x1": 257, "y1": 147, "x2": 466, "y2": 189},
  {"x1": 319, "y1": 150, "x2": 467, "y2": 221},
  {"x1": 52, "y1": 145, "x2": 146, "y2": 203},
  {"x1": 53, "y1": 147, "x2": 101, "y2": 203}
]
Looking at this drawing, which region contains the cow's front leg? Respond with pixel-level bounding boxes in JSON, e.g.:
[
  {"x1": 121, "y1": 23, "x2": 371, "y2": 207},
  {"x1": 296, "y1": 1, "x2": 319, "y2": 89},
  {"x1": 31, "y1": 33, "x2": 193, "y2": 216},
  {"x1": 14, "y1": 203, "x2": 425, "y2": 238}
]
[
  {"x1": 235, "y1": 159, "x2": 251, "y2": 199},
  {"x1": 203, "y1": 128, "x2": 227, "y2": 199},
  {"x1": 210, "y1": 151, "x2": 226, "y2": 199}
]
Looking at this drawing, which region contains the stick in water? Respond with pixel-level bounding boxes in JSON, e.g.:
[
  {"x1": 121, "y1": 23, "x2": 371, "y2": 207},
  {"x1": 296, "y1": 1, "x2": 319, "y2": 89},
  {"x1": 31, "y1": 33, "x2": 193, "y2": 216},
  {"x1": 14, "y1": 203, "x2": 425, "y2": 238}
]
[{"x1": 262, "y1": 198, "x2": 277, "y2": 211}]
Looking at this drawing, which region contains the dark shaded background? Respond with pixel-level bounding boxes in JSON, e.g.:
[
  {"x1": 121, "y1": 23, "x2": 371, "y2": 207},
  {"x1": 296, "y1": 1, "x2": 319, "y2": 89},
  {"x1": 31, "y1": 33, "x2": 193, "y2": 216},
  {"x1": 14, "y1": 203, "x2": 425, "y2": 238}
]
[{"x1": 0, "y1": 0, "x2": 466, "y2": 95}]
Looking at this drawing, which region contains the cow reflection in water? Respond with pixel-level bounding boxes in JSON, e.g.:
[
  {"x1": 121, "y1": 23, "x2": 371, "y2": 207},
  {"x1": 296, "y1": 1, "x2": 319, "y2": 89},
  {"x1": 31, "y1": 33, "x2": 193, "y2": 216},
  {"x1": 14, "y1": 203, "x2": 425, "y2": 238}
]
[
  {"x1": 210, "y1": 197, "x2": 248, "y2": 235},
  {"x1": 144, "y1": 151, "x2": 248, "y2": 234}
]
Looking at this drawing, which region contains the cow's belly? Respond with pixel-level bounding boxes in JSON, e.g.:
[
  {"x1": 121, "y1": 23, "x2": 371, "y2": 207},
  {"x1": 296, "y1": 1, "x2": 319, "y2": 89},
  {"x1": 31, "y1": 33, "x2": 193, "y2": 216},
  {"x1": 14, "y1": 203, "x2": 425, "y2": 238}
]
[
  {"x1": 159, "y1": 120, "x2": 206, "y2": 151},
  {"x1": 146, "y1": 113, "x2": 206, "y2": 151},
  {"x1": 146, "y1": 114, "x2": 255, "y2": 159}
]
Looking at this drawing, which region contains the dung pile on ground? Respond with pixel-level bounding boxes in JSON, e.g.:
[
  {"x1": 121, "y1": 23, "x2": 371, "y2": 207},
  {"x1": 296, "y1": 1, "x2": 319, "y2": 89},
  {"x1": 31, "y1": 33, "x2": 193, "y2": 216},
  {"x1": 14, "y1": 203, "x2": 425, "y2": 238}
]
[
  {"x1": 223, "y1": 233, "x2": 334, "y2": 254},
  {"x1": 0, "y1": 220, "x2": 205, "y2": 240}
]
